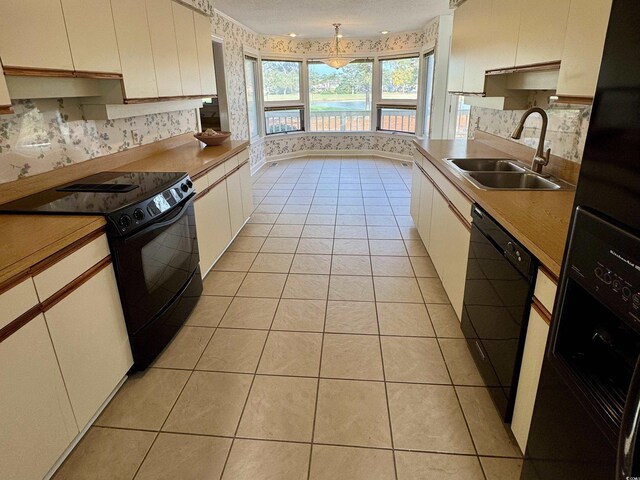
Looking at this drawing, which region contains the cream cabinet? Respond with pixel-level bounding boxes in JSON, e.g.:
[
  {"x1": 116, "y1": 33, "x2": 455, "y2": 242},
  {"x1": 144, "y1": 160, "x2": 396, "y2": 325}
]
[
  {"x1": 447, "y1": 0, "x2": 472, "y2": 93},
  {"x1": 0, "y1": 278, "x2": 39, "y2": 330},
  {"x1": 60, "y1": 0, "x2": 121, "y2": 74},
  {"x1": 461, "y1": 0, "x2": 491, "y2": 94},
  {"x1": 511, "y1": 306, "x2": 550, "y2": 451},
  {"x1": 194, "y1": 11, "x2": 217, "y2": 96},
  {"x1": 515, "y1": 0, "x2": 571, "y2": 66},
  {"x1": 146, "y1": 0, "x2": 183, "y2": 97},
  {"x1": 0, "y1": 68, "x2": 11, "y2": 112},
  {"x1": 44, "y1": 265, "x2": 133, "y2": 430},
  {"x1": 417, "y1": 173, "x2": 435, "y2": 248},
  {"x1": 0, "y1": 0, "x2": 74, "y2": 71},
  {"x1": 0, "y1": 315, "x2": 79, "y2": 480},
  {"x1": 239, "y1": 162, "x2": 254, "y2": 220},
  {"x1": 485, "y1": 0, "x2": 520, "y2": 70},
  {"x1": 111, "y1": 0, "x2": 159, "y2": 99},
  {"x1": 173, "y1": 1, "x2": 202, "y2": 96},
  {"x1": 226, "y1": 169, "x2": 245, "y2": 236},
  {"x1": 195, "y1": 181, "x2": 232, "y2": 276},
  {"x1": 410, "y1": 165, "x2": 422, "y2": 228},
  {"x1": 557, "y1": 0, "x2": 612, "y2": 99}
]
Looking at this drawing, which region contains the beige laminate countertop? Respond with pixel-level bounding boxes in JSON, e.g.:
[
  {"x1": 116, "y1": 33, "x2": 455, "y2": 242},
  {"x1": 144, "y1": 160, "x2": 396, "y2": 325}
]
[
  {"x1": 0, "y1": 138, "x2": 249, "y2": 290},
  {"x1": 414, "y1": 138, "x2": 576, "y2": 278}
]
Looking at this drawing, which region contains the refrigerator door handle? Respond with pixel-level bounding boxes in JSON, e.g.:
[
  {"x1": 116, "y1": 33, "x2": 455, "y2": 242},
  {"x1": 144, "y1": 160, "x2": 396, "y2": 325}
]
[{"x1": 617, "y1": 357, "x2": 640, "y2": 479}]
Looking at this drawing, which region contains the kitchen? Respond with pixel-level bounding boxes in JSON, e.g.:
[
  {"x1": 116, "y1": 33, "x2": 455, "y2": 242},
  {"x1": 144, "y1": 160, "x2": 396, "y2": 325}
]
[{"x1": 0, "y1": 0, "x2": 637, "y2": 479}]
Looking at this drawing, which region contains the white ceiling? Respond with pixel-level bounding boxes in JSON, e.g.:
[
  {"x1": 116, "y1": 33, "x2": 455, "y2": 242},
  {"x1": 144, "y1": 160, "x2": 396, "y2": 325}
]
[{"x1": 214, "y1": 0, "x2": 452, "y2": 38}]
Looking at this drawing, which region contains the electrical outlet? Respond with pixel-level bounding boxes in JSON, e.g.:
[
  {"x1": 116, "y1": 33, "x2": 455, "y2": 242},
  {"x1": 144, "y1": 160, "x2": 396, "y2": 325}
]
[{"x1": 131, "y1": 129, "x2": 141, "y2": 145}]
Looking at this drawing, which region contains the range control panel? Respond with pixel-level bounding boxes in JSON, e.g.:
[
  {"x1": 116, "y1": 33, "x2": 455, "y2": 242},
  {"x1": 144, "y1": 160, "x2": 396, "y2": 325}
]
[
  {"x1": 567, "y1": 208, "x2": 640, "y2": 329},
  {"x1": 108, "y1": 176, "x2": 194, "y2": 236}
]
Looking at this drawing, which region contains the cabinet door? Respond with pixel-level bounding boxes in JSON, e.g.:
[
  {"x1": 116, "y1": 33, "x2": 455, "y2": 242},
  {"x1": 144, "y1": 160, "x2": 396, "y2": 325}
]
[
  {"x1": 428, "y1": 187, "x2": 449, "y2": 279},
  {"x1": 111, "y1": 0, "x2": 159, "y2": 99},
  {"x1": 511, "y1": 307, "x2": 549, "y2": 451},
  {"x1": 0, "y1": 66, "x2": 12, "y2": 113},
  {"x1": 447, "y1": 1, "x2": 470, "y2": 92},
  {"x1": 44, "y1": 265, "x2": 133, "y2": 430},
  {"x1": 440, "y1": 205, "x2": 471, "y2": 319},
  {"x1": 410, "y1": 165, "x2": 422, "y2": 228},
  {"x1": 485, "y1": 0, "x2": 521, "y2": 70},
  {"x1": 0, "y1": 0, "x2": 73, "y2": 71},
  {"x1": 557, "y1": 0, "x2": 612, "y2": 98},
  {"x1": 239, "y1": 162, "x2": 254, "y2": 220},
  {"x1": 0, "y1": 315, "x2": 78, "y2": 480},
  {"x1": 172, "y1": 2, "x2": 201, "y2": 96},
  {"x1": 61, "y1": 0, "x2": 121, "y2": 74},
  {"x1": 417, "y1": 173, "x2": 434, "y2": 249},
  {"x1": 195, "y1": 183, "x2": 232, "y2": 275},
  {"x1": 146, "y1": 0, "x2": 183, "y2": 97},
  {"x1": 515, "y1": 0, "x2": 571, "y2": 66},
  {"x1": 227, "y1": 170, "x2": 245, "y2": 237},
  {"x1": 194, "y1": 12, "x2": 217, "y2": 96},
  {"x1": 461, "y1": 0, "x2": 490, "y2": 94}
]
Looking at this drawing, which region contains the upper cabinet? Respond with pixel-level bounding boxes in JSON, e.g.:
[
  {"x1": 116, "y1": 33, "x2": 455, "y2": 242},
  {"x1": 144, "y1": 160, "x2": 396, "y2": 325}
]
[
  {"x1": 0, "y1": 67, "x2": 10, "y2": 113},
  {"x1": 146, "y1": 0, "x2": 183, "y2": 97},
  {"x1": 194, "y1": 12, "x2": 217, "y2": 96},
  {"x1": 60, "y1": 0, "x2": 122, "y2": 74},
  {"x1": 515, "y1": 0, "x2": 570, "y2": 66},
  {"x1": 111, "y1": 0, "x2": 159, "y2": 99},
  {"x1": 556, "y1": 0, "x2": 613, "y2": 99},
  {"x1": 173, "y1": 2, "x2": 201, "y2": 96},
  {"x1": 448, "y1": 0, "x2": 610, "y2": 101},
  {"x1": 0, "y1": 0, "x2": 74, "y2": 71}
]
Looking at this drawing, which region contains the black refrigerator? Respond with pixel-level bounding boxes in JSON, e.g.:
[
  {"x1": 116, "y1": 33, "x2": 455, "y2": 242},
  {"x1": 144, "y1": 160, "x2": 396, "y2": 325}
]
[{"x1": 521, "y1": 0, "x2": 640, "y2": 479}]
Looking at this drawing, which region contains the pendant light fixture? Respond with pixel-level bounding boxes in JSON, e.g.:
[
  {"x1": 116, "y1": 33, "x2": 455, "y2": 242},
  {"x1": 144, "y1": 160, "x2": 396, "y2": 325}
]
[{"x1": 320, "y1": 23, "x2": 354, "y2": 69}]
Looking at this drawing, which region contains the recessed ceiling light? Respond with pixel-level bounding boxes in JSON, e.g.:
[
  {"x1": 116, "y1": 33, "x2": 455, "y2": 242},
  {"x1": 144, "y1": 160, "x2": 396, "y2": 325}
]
[
  {"x1": 381, "y1": 30, "x2": 389, "y2": 35},
  {"x1": 336, "y1": 34, "x2": 343, "y2": 38},
  {"x1": 289, "y1": 33, "x2": 297, "y2": 37}
]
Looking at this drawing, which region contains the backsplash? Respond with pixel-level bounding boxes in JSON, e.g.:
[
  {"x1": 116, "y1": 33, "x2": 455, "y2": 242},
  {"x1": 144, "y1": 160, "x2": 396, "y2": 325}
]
[
  {"x1": 0, "y1": 99, "x2": 197, "y2": 183},
  {"x1": 468, "y1": 106, "x2": 592, "y2": 163}
]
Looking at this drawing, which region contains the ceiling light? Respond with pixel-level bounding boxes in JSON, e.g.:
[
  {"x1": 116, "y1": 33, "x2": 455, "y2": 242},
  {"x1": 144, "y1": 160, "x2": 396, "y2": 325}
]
[
  {"x1": 381, "y1": 30, "x2": 389, "y2": 35},
  {"x1": 289, "y1": 33, "x2": 297, "y2": 37},
  {"x1": 320, "y1": 24, "x2": 354, "y2": 70}
]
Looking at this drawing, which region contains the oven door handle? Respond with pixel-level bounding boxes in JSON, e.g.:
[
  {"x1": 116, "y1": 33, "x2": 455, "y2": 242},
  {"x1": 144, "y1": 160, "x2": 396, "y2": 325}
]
[
  {"x1": 124, "y1": 194, "x2": 194, "y2": 242},
  {"x1": 617, "y1": 356, "x2": 640, "y2": 479}
]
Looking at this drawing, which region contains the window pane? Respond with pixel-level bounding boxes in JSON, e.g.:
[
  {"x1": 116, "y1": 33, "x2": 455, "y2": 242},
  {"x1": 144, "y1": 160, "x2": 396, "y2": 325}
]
[
  {"x1": 308, "y1": 61, "x2": 373, "y2": 132},
  {"x1": 245, "y1": 58, "x2": 259, "y2": 138},
  {"x1": 423, "y1": 53, "x2": 435, "y2": 137},
  {"x1": 262, "y1": 60, "x2": 301, "y2": 102},
  {"x1": 455, "y1": 96, "x2": 471, "y2": 139},
  {"x1": 381, "y1": 57, "x2": 419, "y2": 101},
  {"x1": 265, "y1": 109, "x2": 303, "y2": 135},
  {"x1": 378, "y1": 108, "x2": 416, "y2": 133}
]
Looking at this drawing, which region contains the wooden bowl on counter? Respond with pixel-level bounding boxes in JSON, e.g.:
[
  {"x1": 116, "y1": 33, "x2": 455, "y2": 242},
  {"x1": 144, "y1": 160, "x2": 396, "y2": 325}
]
[{"x1": 194, "y1": 131, "x2": 231, "y2": 146}]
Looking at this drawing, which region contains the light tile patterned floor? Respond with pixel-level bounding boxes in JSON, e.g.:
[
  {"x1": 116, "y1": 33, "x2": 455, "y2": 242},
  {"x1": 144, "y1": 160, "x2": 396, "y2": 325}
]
[{"x1": 53, "y1": 157, "x2": 523, "y2": 480}]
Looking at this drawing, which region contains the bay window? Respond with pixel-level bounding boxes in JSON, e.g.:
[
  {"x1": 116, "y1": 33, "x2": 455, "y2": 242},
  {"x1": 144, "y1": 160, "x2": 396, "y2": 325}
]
[
  {"x1": 244, "y1": 56, "x2": 260, "y2": 139},
  {"x1": 308, "y1": 60, "x2": 373, "y2": 132},
  {"x1": 262, "y1": 59, "x2": 304, "y2": 134},
  {"x1": 377, "y1": 56, "x2": 419, "y2": 134}
]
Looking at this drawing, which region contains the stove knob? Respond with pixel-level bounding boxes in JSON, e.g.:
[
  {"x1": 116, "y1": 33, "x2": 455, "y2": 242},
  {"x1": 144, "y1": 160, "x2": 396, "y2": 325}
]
[
  {"x1": 603, "y1": 272, "x2": 612, "y2": 285},
  {"x1": 133, "y1": 208, "x2": 145, "y2": 221},
  {"x1": 181, "y1": 182, "x2": 189, "y2": 192},
  {"x1": 119, "y1": 214, "x2": 132, "y2": 228},
  {"x1": 186, "y1": 179, "x2": 193, "y2": 189}
]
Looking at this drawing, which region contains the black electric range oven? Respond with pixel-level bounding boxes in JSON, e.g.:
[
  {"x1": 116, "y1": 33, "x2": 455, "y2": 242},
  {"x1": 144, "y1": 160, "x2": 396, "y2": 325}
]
[{"x1": 0, "y1": 171, "x2": 203, "y2": 370}]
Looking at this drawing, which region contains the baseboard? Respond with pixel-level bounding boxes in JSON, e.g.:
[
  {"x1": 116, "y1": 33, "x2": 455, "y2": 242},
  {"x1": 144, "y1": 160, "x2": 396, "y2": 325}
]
[
  {"x1": 265, "y1": 149, "x2": 413, "y2": 164},
  {"x1": 250, "y1": 160, "x2": 268, "y2": 176}
]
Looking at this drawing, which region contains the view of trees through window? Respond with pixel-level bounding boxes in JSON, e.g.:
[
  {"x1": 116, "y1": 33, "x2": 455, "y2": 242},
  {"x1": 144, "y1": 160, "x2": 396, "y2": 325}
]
[
  {"x1": 308, "y1": 61, "x2": 373, "y2": 132},
  {"x1": 262, "y1": 60, "x2": 301, "y2": 102},
  {"x1": 379, "y1": 57, "x2": 419, "y2": 133}
]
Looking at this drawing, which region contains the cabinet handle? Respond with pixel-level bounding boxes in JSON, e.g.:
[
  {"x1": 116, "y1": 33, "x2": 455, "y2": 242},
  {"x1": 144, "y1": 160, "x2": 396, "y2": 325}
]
[{"x1": 474, "y1": 340, "x2": 487, "y2": 360}]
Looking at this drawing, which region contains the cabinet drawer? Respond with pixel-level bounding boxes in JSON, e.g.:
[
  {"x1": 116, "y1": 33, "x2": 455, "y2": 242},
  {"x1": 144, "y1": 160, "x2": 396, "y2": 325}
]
[
  {"x1": 422, "y1": 160, "x2": 473, "y2": 224},
  {"x1": 33, "y1": 233, "x2": 110, "y2": 301},
  {"x1": 412, "y1": 147, "x2": 424, "y2": 167},
  {"x1": 206, "y1": 164, "x2": 226, "y2": 185},
  {"x1": 0, "y1": 278, "x2": 39, "y2": 330},
  {"x1": 237, "y1": 148, "x2": 249, "y2": 165},
  {"x1": 534, "y1": 268, "x2": 557, "y2": 314},
  {"x1": 224, "y1": 154, "x2": 240, "y2": 174},
  {"x1": 193, "y1": 174, "x2": 209, "y2": 194}
]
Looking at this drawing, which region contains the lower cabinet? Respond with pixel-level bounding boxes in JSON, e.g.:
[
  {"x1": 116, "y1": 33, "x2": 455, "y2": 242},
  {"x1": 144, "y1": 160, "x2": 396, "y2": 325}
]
[
  {"x1": 239, "y1": 162, "x2": 254, "y2": 220},
  {"x1": 195, "y1": 180, "x2": 232, "y2": 275},
  {"x1": 410, "y1": 165, "x2": 422, "y2": 228},
  {"x1": 226, "y1": 169, "x2": 245, "y2": 236},
  {"x1": 0, "y1": 315, "x2": 79, "y2": 480},
  {"x1": 417, "y1": 173, "x2": 435, "y2": 248},
  {"x1": 44, "y1": 264, "x2": 133, "y2": 430}
]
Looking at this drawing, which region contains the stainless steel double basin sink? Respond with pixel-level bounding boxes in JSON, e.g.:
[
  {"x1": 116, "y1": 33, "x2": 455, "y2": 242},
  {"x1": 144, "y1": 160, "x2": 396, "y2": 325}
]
[{"x1": 446, "y1": 158, "x2": 572, "y2": 191}]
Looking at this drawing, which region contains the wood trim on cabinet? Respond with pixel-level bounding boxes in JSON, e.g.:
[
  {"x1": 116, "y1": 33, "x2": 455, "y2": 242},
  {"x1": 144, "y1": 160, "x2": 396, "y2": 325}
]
[
  {"x1": 41, "y1": 256, "x2": 112, "y2": 313},
  {"x1": 74, "y1": 70, "x2": 123, "y2": 80},
  {"x1": 0, "y1": 271, "x2": 32, "y2": 297},
  {"x1": 29, "y1": 228, "x2": 107, "y2": 277},
  {"x1": 531, "y1": 297, "x2": 552, "y2": 326},
  {"x1": 0, "y1": 105, "x2": 14, "y2": 115},
  {"x1": 124, "y1": 94, "x2": 215, "y2": 104},
  {"x1": 196, "y1": 160, "x2": 249, "y2": 199},
  {"x1": 0, "y1": 303, "x2": 43, "y2": 344},
  {"x1": 538, "y1": 263, "x2": 560, "y2": 284},
  {"x1": 3, "y1": 66, "x2": 75, "y2": 78},
  {"x1": 448, "y1": 202, "x2": 472, "y2": 231},
  {"x1": 485, "y1": 60, "x2": 561, "y2": 76},
  {"x1": 554, "y1": 95, "x2": 593, "y2": 105}
]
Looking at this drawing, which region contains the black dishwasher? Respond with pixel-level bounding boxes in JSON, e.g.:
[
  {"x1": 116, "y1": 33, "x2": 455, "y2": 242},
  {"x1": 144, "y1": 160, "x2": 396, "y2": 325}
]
[{"x1": 461, "y1": 205, "x2": 537, "y2": 422}]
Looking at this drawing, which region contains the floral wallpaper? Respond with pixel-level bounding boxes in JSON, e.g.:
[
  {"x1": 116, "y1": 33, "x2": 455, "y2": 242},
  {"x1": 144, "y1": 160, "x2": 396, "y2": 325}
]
[
  {"x1": 0, "y1": 99, "x2": 197, "y2": 182},
  {"x1": 468, "y1": 105, "x2": 592, "y2": 163},
  {"x1": 177, "y1": 0, "x2": 215, "y2": 16}
]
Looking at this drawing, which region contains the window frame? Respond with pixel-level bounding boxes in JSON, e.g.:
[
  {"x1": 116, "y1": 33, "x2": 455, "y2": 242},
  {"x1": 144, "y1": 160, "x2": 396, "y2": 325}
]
[
  {"x1": 243, "y1": 54, "x2": 261, "y2": 140},
  {"x1": 261, "y1": 58, "x2": 305, "y2": 135},
  {"x1": 376, "y1": 54, "x2": 421, "y2": 134}
]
